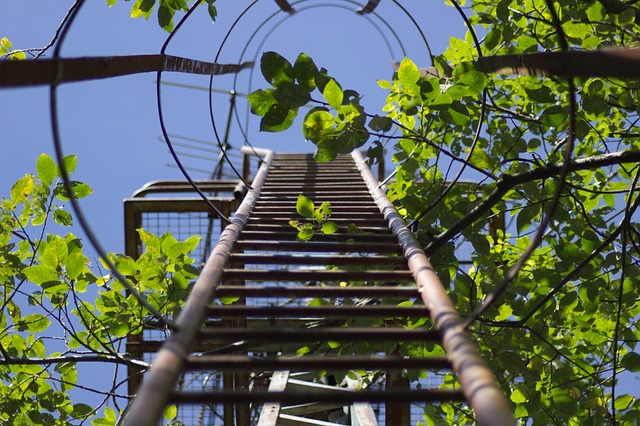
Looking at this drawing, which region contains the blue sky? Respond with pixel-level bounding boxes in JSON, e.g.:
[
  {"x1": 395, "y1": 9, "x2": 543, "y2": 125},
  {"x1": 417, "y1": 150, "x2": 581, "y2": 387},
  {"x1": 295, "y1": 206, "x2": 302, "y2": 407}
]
[{"x1": 1, "y1": 0, "x2": 461, "y2": 253}]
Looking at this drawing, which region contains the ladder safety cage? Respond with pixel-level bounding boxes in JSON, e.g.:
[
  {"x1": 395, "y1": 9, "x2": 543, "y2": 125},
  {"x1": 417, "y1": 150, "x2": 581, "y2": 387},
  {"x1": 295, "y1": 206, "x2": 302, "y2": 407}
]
[{"x1": 123, "y1": 147, "x2": 514, "y2": 426}]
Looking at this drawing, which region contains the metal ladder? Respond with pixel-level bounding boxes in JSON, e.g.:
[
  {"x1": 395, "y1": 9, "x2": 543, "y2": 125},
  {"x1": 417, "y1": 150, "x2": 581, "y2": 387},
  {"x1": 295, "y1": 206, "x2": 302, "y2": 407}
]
[{"x1": 123, "y1": 148, "x2": 514, "y2": 426}]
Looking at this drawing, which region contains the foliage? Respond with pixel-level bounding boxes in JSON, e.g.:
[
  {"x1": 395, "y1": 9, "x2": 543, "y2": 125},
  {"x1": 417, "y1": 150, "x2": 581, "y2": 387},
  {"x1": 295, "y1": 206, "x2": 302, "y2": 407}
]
[
  {"x1": 289, "y1": 195, "x2": 338, "y2": 241},
  {"x1": 249, "y1": 1, "x2": 640, "y2": 424},
  {"x1": 249, "y1": 52, "x2": 372, "y2": 162},
  {"x1": 0, "y1": 37, "x2": 26, "y2": 60},
  {"x1": 0, "y1": 154, "x2": 199, "y2": 424},
  {"x1": 106, "y1": 0, "x2": 217, "y2": 32}
]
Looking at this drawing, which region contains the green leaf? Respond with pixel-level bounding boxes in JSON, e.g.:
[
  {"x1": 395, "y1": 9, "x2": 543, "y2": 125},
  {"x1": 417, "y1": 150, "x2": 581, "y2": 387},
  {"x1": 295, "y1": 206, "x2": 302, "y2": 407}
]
[
  {"x1": 621, "y1": 352, "x2": 640, "y2": 372},
  {"x1": 366, "y1": 140, "x2": 384, "y2": 165},
  {"x1": 323, "y1": 79, "x2": 344, "y2": 110},
  {"x1": 72, "y1": 403, "x2": 93, "y2": 419},
  {"x1": 161, "y1": 232, "x2": 178, "y2": 255},
  {"x1": 61, "y1": 154, "x2": 77, "y2": 175},
  {"x1": 587, "y1": 0, "x2": 605, "y2": 21},
  {"x1": 130, "y1": 0, "x2": 154, "y2": 19},
  {"x1": 289, "y1": 220, "x2": 304, "y2": 232},
  {"x1": 1, "y1": 37, "x2": 12, "y2": 50},
  {"x1": 164, "y1": 405, "x2": 177, "y2": 420},
  {"x1": 138, "y1": 228, "x2": 160, "y2": 253},
  {"x1": 447, "y1": 102, "x2": 470, "y2": 126},
  {"x1": 541, "y1": 105, "x2": 569, "y2": 128},
  {"x1": 315, "y1": 201, "x2": 332, "y2": 223},
  {"x1": 510, "y1": 388, "x2": 527, "y2": 404},
  {"x1": 7, "y1": 300, "x2": 21, "y2": 322},
  {"x1": 296, "y1": 195, "x2": 315, "y2": 219},
  {"x1": 247, "y1": 89, "x2": 276, "y2": 116},
  {"x1": 11, "y1": 174, "x2": 34, "y2": 203},
  {"x1": 368, "y1": 115, "x2": 393, "y2": 132},
  {"x1": 297, "y1": 225, "x2": 315, "y2": 241},
  {"x1": 260, "y1": 104, "x2": 298, "y2": 132},
  {"x1": 303, "y1": 107, "x2": 334, "y2": 143},
  {"x1": 9, "y1": 51, "x2": 26, "y2": 60},
  {"x1": 36, "y1": 153, "x2": 57, "y2": 186},
  {"x1": 105, "y1": 406, "x2": 117, "y2": 421},
  {"x1": 17, "y1": 313, "x2": 50, "y2": 332},
  {"x1": 483, "y1": 28, "x2": 501, "y2": 50},
  {"x1": 66, "y1": 252, "x2": 86, "y2": 281},
  {"x1": 41, "y1": 235, "x2": 69, "y2": 268},
  {"x1": 517, "y1": 205, "x2": 540, "y2": 234},
  {"x1": 495, "y1": 304, "x2": 513, "y2": 321},
  {"x1": 42, "y1": 280, "x2": 69, "y2": 298},
  {"x1": 455, "y1": 63, "x2": 488, "y2": 86},
  {"x1": 314, "y1": 147, "x2": 337, "y2": 163},
  {"x1": 398, "y1": 57, "x2": 421, "y2": 86},
  {"x1": 272, "y1": 81, "x2": 311, "y2": 109},
  {"x1": 205, "y1": 0, "x2": 217, "y2": 22},
  {"x1": 54, "y1": 181, "x2": 93, "y2": 200},
  {"x1": 261, "y1": 51, "x2": 294, "y2": 88},
  {"x1": 183, "y1": 235, "x2": 201, "y2": 253},
  {"x1": 516, "y1": 35, "x2": 538, "y2": 52},
  {"x1": 158, "y1": 4, "x2": 174, "y2": 31},
  {"x1": 314, "y1": 68, "x2": 332, "y2": 93},
  {"x1": 53, "y1": 209, "x2": 73, "y2": 226},
  {"x1": 321, "y1": 221, "x2": 338, "y2": 235},
  {"x1": 614, "y1": 394, "x2": 634, "y2": 411},
  {"x1": 92, "y1": 407, "x2": 117, "y2": 426},
  {"x1": 116, "y1": 256, "x2": 137, "y2": 276},
  {"x1": 294, "y1": 53, "x2": 318, "y2": 91},
  {"x1": 514, "y1": 404, "x2": 528, "y2": 419},
  {"x1": 23, "y1": 265, "x2": 59, "y2": 285}
]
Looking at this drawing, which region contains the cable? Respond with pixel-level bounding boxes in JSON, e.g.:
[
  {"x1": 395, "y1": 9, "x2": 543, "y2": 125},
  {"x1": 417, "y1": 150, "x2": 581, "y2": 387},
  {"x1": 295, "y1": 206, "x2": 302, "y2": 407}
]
[
  {"x1": 156, "y1": 0, "x2": 231, "y2": 223},
  {"x1": 48, "y1": 0, "x2": 174, "y2": 328}
]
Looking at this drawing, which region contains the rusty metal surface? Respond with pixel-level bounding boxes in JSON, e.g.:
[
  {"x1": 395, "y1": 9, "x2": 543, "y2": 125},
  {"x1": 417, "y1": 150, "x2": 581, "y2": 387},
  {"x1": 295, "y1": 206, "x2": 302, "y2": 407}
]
[
  {"x1": 221, "y1": 269, "x2": 412, "y2": 281},
  {"x1": 185, "y1": 355, "x2": 451, "y2": 370},
  {"x1": 353, "y1": 150, "x2": 515, "y2": 425},
  {"x1": 205, "y1": 305, "x2": 428, "y2": 318},
  {"x1": 227, "y1": 253, "x2": 408, "y2": 266},
  {"x1": 170, "y1": 388, "x2": 466, "y2": 404},
  {"x1": 195, "y1": 327, "x2": 440, "y2": 343},
  {"x1": 477, "y1": 47, "x2": 640, "y2": 78},
  {"x1": 0, "y1": 54, "x2": 252, "y2": 87},
  {"x1": 122, "y1": 147, "x2": 274, "y2": 426},
  {"x1": 213, "y1": 285, "x2": 420, "y2": 298}
]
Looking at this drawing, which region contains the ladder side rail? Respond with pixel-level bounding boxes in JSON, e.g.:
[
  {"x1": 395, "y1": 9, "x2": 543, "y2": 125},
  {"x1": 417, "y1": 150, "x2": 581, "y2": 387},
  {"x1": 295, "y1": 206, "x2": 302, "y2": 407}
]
[
  {"x1": 352, "y1": 150, "x2": 515, "y2": 426},
  {"x1": 123, "y1": 147, "x2": 274, "y2": 426},
  {"x1": 257, "y1": 370, "x2": 290, "y2": 426}
]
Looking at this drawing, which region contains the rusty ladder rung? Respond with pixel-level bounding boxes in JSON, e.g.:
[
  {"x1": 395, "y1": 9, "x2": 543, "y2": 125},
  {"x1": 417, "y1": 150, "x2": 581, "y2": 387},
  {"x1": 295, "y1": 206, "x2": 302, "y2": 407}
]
[
  {"x1": 227, "y1": 253, "x2": 408, "y2": 266},
  {"x1": 221, "y1": 269, "x2": 413, "y2": 282},
  {"x1": 213, "y1": 285, "x2": 419, "y2": 299},
  {"x1": 205, "y1": 305, "x2": 428, "y2": 318},
  {"x1": 184, "y1": 355, "x2": 452, "y2": 371}
]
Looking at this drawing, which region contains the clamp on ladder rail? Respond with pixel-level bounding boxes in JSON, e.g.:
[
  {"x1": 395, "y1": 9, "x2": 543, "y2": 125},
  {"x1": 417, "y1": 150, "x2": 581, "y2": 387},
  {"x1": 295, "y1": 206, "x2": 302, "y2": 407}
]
[{"x1": 123, "y1": 147, "x2": 514, "y2": 426}]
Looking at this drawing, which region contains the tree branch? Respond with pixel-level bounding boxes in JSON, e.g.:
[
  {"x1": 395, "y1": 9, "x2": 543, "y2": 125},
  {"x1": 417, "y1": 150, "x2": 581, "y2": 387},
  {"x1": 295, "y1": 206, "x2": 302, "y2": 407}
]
[
  {"x1": 424, "y1": 149, "x2": 640, "y2": 256},
  {"x1": 0, "y1": 354, "x2": 149, "y2": 369}
]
